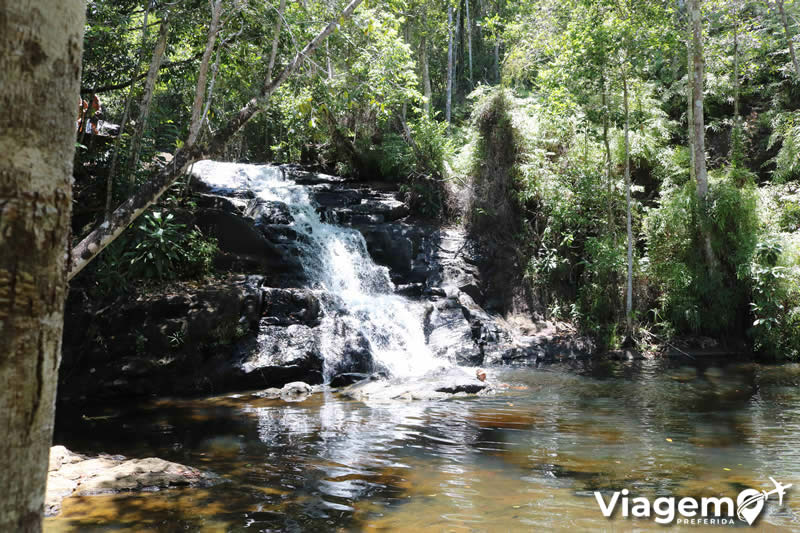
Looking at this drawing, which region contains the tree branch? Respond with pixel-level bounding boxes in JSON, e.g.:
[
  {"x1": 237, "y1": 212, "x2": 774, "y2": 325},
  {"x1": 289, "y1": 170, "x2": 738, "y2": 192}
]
[
  {"x1": 80, "y1": 53, "x2": 204, "y2": 95},
  {"x1": 68, "y1": 0, "x2": 366, "y2": 280}
]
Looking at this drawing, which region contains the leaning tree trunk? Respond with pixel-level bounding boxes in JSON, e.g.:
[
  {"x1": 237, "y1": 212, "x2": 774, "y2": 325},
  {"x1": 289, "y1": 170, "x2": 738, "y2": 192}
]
[
  {"x1": 778, "y1": 0, "x2": 800, "y2": 79},
  {"x1": 446, "y1": 6, "x2": 454, "y2": 125},
  {"x1": 68, "y1": 0, "x2": 366, "y2": 280},
  {"x1": 128, "y1": 14, "x2": 171, "y2": 180},
  {"x1": 689, "y1": 0, "x2": 716, "y2": 269},
  {"x1": 0, "y1": 1, "x2": 83, "y2": 531},
  {"x1": 106, "y1": 0, "x2": 152, "y2": 219},
  {"x1": 188, "y1": 0, "x2": 224, "y2": 147}
]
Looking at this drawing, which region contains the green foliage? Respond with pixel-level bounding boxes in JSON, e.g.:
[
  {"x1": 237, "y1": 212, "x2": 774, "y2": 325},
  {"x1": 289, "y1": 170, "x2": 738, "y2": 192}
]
[
  {"x1": 466, "y1": 87, "x2": 523, "y2": 235},
  {"x1": 92, "y1": 209, "x2": 217, "y2": 295},
  {"x1": 128, "y1": 211, "x2": 188, "y2": 279},
  {"x1": 749, "y1": 235, "x2": 800, "y2": 359},
  {"x1": 76, "y1": 0, "x2": 800, "y2": 357},
  {"x1": 645, "y1": 175, "x2": 759, "y2": 336},
  {"x1": 768, "y1": 111, "x2": 800, "y2": 182}
]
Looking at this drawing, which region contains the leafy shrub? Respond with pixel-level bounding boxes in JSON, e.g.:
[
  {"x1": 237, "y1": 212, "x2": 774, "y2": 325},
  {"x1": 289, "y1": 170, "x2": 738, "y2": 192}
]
[
  {"x1": 645, "y1": 173, "x2": 759, "y2": 336},
  {"x1": 768, "y1": 111, "x2": 800, "y2": 183},
  {"x1": 466, "y1": 88, "x2": 523, "y2": 236},
  {"x1": 748, "y1": 235, "x2": 800, "y2": 360},
  {"x1": 91, "y1": 209, "x2": 217, "y2": 294}
]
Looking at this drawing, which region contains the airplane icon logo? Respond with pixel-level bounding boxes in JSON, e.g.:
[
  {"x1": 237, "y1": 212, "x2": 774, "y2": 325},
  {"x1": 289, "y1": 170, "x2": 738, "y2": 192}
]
[{"x1": 737, "y1": 477, "x2": 792, "y2": 526}]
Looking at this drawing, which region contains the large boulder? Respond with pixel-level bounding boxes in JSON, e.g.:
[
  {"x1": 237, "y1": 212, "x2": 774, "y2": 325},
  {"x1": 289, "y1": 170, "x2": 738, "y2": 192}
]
[
  {"x1": 46, "y1": 446, "x2": 214, "y2": 517},
  {"x1": 240, "y1": 324, "x2": 324, "y2": 385},
  {"x1": 261, "y1": 288, "x2": 321, "y2": 326},
  {"x1": 483, "y1": 324, "x2": 596, "y2": 365},
  {"x1": 425, "y1": 297, "x2": 483, "y2": 365},
  {"x1": 357, "y1": 223, "x2": 424, "y2": 279},
  {"x1": 246, "y1": 198, "x2": 294, "y2": 226}
]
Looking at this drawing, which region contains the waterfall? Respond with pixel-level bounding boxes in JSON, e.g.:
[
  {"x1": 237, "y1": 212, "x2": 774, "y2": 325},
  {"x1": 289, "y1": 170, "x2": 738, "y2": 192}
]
[{"x1": 192, "y1": 161, "x2": 446, "y2": 380}]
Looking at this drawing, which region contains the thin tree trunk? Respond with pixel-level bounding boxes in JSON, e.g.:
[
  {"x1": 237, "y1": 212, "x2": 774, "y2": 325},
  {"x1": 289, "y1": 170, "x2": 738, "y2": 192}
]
[
  {"x1": 691, "y1": 0, "x2": 707, "y2": 199},
  {"x1": 421, "y1": 37, "x2": 432, "y2": 115},
  {"x1": 778, "y1": 0, "x2": 800, "y2": 79},
  {"x1": 265, "y1": 0, "x2": 287, "y2": 88},
  {"x1": 466, "y1": 0, "x2": 473, "y2": 87},
  {"x1": 454, "y1": 6, "x2": 462, "y2": 90},
  {"x1": 0, "y1": 2, "x2": 83, "y2": 531},
  {"x1": 732, "y1": 2, "x2": 742, "y2": 167},
  {"x1": 106, "y1": 1, "x2": 153, "y2": 218},
  {"x1": 687, "y1": 22, "x2": 695, "y2": 185},
  {"x1": 623, "y1": 71, "x2": 633, "y2": 334},
  {"x1": 128, "y1": 14, "x2": 171, "y2": 180},
  {"x1": 494, "y1": 39, "x2": 501, "y2": 83},
  {"x1": 326, "y1": 40, "x2": 333, "y2": 79},
  {"x1": 201, "y1": 43, "x2": 223, "y2": 129},
  {"x1": 69, "y1": 0, "x2": 366, "y2": 279},
  {"x1": 602, "y1": 77, "x2": 614, "y2": 238},
  {"x1": 689, "y1": 0, "x2": 716, "y2": 268},
  {"x1": 446, "y1": 6, "x2": 454, "y2": 125},
  {"x1": 188, "y1": 0, "x2": 224, "y2": 147},
  {"x1": 201, "y1": 23, "x2": 244, "y2": 134}
]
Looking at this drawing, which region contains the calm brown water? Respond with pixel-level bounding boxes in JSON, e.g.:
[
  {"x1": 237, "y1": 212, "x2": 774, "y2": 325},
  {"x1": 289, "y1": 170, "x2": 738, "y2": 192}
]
[{"x1": 46, "y1": 359, "x2": 800, "y2": 531}]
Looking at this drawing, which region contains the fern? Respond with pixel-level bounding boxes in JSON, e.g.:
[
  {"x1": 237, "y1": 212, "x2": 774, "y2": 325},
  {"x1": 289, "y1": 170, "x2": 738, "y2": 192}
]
[{"x1": 768, "y1": 111, "x2": 800, "y2": 182}]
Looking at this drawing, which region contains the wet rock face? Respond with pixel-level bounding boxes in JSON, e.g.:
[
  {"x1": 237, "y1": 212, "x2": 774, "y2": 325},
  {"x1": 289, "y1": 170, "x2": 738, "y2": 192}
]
[
  {"x1": 261, "y1": 288, "x2": 321, "y2": 326},
  {"x1": 240, "y1": 324, "x2": 324, "y2": 385},
  {"x1": 46, "y1": 446, "x2": 214, "y2": 518},
  {"x1": 247, "y1": 198, "x2": 294, "y2": 226},
  {"x1": 61, "y1": 164, "x2": 596, "y2": 404},
  {"x1": 60, "y1": 280, "x2": 328, "y2": 402}
]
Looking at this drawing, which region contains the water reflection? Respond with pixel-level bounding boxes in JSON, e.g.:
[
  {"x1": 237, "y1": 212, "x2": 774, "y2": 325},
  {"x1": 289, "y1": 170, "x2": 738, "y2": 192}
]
[{"x1": 48, "y1": 360, "x2": 800, "y2": 531}]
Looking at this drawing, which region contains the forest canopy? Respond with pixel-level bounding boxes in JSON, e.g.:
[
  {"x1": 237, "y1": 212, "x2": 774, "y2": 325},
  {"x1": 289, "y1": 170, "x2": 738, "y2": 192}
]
[{"x1": 74, "y1": 0, "x2": 800, "y2": 358}]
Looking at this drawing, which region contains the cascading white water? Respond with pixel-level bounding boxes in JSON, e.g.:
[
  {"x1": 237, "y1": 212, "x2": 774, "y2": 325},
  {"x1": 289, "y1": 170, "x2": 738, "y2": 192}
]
[{"x1": 192, "y1": 161, "x2": 446, "y2": 379}]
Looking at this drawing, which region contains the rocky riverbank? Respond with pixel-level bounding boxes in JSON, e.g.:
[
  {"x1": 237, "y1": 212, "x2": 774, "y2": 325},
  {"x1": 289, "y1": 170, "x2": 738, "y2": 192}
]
[{"x1": 46, "y1": 446, "x2": 215, "y2": 517}]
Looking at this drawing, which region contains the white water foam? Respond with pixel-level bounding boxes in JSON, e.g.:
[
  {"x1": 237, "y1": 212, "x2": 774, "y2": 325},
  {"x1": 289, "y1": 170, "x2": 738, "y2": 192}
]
[{"x1": 192, "y1": 161, "x2": 445, "y2": 379}]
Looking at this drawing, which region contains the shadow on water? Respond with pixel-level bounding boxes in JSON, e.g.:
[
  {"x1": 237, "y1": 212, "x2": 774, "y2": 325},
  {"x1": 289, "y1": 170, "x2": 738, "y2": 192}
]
[{"x1": 48, "y1": 359, "x2": 800, "y2": 531}]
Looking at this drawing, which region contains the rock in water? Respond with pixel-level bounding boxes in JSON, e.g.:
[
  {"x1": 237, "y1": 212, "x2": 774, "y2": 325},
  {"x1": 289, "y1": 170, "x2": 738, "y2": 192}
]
[
  {"x1": 280, "y1": 381, "x2": 313, "y2": 401},
  {"x1": 46, "y1": 446, "x2": 215, "y2": 517},
  {"x1": 341, "y1": 367, "x2": 492, "y2": 401}
]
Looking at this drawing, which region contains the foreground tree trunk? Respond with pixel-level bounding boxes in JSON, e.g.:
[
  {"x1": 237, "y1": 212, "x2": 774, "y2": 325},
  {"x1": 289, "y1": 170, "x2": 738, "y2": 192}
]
[
  {"x1": 689, "y1": 0, "x2": 716, "y2": 268},
  {"x1": 128, "y1": 14, "x2": 171, "y2": 179},
  {"x1": 68, "y1": 0, "x2": 366, "y2": 279},
  {"x1": 188, "y1": 0, "x2": 224, "y2": 147},
  {"x1": 0, "y1": 1, "x2": 84, "y2": 531}
]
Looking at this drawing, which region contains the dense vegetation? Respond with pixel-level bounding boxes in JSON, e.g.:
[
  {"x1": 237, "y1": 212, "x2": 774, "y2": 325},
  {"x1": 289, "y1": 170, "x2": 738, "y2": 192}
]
[{"x1": 75, "y1": 0, "x2": 800, "y2": 358}]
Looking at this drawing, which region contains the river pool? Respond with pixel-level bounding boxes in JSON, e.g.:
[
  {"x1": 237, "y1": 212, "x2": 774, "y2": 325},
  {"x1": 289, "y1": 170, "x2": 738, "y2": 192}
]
[{"x1": 46, "y1": 358, "x2": 800, "y2": 531}]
